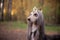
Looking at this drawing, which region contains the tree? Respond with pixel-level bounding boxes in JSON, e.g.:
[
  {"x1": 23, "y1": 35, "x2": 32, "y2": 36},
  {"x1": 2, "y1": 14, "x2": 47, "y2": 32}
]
[
  {"x1": 0, "y1": 0, "x2": 4, "y2": 21},
  {"x1": 5, "y1": 0, "x2": 12, "y2": 21},
  {"x1": 8, "y1": 0, "x2": 12, "y2": 20},
  {"x1": 56, "y1": 0, "x2": 60, "y2": 24}
]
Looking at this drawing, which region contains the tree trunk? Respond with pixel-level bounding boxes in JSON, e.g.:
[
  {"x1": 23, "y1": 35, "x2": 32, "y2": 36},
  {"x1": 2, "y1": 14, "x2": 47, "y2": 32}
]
[
  {"x1": 0, "y1": 0, "x2": 4, "y2": 21},
  {"x1": 7, "y1": 0, "x2": 12, "y2": 21}
]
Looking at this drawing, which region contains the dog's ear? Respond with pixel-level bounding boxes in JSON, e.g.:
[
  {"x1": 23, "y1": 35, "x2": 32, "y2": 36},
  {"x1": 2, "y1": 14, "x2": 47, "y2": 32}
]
[
  {"x1": 39, "y1": 8, "x2": 43, "y2": 13},
  {"x1": 27, "y1": 21, "x2": 32, "y2": 40}
]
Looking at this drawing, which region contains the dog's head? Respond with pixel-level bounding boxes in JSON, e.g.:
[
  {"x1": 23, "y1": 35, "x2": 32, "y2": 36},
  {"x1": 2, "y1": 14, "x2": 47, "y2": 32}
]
[{"x1": 27, "y1": 7, "x2": 40, "y2": 23}]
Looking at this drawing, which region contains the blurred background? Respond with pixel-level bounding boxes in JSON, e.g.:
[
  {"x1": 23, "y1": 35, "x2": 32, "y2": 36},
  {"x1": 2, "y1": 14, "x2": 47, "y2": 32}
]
[{"x1": 0, "y1": 0, "x2": 60, "y2": 40}]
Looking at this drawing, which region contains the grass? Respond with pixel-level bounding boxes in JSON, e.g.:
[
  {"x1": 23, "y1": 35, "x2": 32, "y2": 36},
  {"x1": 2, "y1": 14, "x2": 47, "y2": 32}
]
[
  {"x1": 45, "y1": 25, "x2": 60, "y2": 32},
  {"x1": 10, "y1": 21, "x2": 27, "y2": 29},
  {"x1": 0, "y1": 21, "x2": 27, "y2": 29},
  {"x1": 0, "y1": 21, "x2": 60, "y2": 32}
]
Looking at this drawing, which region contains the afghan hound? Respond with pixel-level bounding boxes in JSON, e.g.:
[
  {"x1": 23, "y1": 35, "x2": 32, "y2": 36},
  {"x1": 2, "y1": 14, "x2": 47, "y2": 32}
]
[{"x1": 27, "y1": 7, "x2": 45, "y2": 40}]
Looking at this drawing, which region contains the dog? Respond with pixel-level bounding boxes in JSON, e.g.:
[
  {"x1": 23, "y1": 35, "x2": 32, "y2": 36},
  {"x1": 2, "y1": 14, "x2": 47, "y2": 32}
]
[{"x1": 27, "y1": 7, "x2": 45, "y2": 40}]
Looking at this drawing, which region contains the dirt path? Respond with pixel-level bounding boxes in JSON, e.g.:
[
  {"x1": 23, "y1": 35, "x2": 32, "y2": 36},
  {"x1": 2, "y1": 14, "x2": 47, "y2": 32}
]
[
  {"x1": 0, "y1": 28, "x2": 59, "y2": 40},
  {"x1": 0, "y1": 28, "x2": 27, "y2": 40}
]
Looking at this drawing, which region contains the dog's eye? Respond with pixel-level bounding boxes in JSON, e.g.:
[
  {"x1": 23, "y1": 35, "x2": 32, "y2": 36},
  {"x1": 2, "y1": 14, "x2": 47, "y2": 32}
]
[{"x1": 34, "y1": 13, "x2": 38, "y2": 17}]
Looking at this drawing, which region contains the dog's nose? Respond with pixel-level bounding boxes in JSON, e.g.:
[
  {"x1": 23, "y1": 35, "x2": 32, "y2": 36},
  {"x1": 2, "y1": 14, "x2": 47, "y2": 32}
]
[{"x1": 28, "y1": 18, "x2": 30, "y2": 21}]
